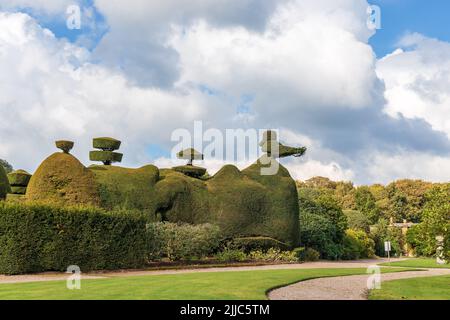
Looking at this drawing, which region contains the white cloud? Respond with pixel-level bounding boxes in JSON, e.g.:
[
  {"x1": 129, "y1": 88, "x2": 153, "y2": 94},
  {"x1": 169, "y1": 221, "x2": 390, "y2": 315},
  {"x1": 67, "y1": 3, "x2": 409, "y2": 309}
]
[
  {"x1": 0, "y1": 12, "x2": 220, "y2": 171},
  {"x1": 0, "y1": 0, "x2": 73, "y2": 15},
  {"x1": 365, "y1": 151, "x2": 450, "y2": 184},
  {"x1": 1, "y1": 2, "x2": 449, "y2": 185},
  {"x1": 377, "y1": 33, "x2": 450, "y2": 139}
]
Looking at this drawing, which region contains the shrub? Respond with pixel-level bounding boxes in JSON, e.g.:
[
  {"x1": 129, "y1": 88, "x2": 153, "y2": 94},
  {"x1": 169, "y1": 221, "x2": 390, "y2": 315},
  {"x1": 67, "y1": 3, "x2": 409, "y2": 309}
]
[
  {"x1": 303, "y1": 248, "x2": 320, "y2": 261},
  {"x1": 55, "y1": 140, "x2": 74, "y2": 154},
  {"x1": 215, "y1": 249, "x2": 247, "y2": 262},
  {"x1": 248, "y1": 248, "x2": 297, "y2": 262},
  {"x1": 342, "y1": 229, "x2": 375, "y2": 260},
  {"x1": 146, "y1": 222, "x2": 222, "y2": 261},
  {"x1": 228, "y1": 237, "x2": 288, "y2": 253},
  {"x1": 292, "y1": 247, "x2": 320, "y2": 262},
  {"x1": 0, "y1": 202, "x2": 148, "y2": 275}
]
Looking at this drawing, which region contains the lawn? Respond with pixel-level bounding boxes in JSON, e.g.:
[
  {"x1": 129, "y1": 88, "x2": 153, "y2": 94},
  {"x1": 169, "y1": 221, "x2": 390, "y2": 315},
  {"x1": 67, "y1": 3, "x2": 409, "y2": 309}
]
[
  {"x1": 369, "y1": 275, "x2": 450, "y2": 300},
  {"x1": 0, "y1": 267, "x2": 409, "y2": 300},
  {"x1": 379, "y1": 258, "x2": 450, "y2": 269}
]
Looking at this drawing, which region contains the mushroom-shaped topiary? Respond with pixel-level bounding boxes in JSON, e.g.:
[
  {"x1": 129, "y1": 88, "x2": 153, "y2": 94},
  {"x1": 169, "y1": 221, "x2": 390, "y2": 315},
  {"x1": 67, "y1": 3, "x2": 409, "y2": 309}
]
[
  {"x1": 177, "y1": 148, "x2": 204, "y2": 166},
  {"x1": 89, "y1": 137, "x2": 123, "y2": 165},
  {"x1": 55, "y1": 140, "x2": 74, "y2": 154},
  {"x1": 173, "y1": 148, "x2": 206, "y2": 178},
  {"x1": 7, "y1": 169, "x2": 32, "y2": 195},
  {"x1": 259, "y1": 130, "x2": 307, "y2": 158}
]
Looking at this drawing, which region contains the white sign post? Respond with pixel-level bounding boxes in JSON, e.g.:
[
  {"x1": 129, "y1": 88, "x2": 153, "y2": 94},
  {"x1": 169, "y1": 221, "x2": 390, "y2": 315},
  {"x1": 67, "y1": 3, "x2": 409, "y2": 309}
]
[{"x1": 384, "y1": 241, "x2": 392, "y2": 263}]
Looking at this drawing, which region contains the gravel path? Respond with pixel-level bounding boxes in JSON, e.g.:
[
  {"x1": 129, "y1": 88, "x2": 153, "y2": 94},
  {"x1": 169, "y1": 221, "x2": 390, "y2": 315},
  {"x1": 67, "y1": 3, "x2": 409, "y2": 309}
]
[
  {"x1": 269, "y1": 268, "x2": 450, "y2": 300},
  {"x1": 0, "y1": 258, "x2": 397, "y2": 284}
]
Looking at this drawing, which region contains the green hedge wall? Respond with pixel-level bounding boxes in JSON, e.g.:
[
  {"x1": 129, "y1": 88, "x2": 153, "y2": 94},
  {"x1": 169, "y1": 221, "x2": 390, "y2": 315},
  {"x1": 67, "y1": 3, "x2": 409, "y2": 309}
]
[{"x1": 0, "y1": 203, "x2": 148, "y2": 275}]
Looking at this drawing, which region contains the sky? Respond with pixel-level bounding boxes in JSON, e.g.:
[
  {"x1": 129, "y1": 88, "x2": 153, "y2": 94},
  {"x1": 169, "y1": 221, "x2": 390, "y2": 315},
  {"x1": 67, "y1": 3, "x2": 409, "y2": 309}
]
[{"x1": 0, "y1": 0, "x2": 449, "y2": 185}]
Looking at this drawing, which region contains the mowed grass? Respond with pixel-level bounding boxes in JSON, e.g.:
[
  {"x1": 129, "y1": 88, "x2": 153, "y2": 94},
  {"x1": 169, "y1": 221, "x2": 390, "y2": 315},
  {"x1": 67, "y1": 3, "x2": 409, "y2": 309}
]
[
  {"x1": 0, "y1": 268, "x2": 411, "y2": 300},
  {"x1": 369, "y1": 275, "x2": 450, "y2": 300},
  {"x1": 379, "y1": 258, "x2": 450, "y2": 269}
]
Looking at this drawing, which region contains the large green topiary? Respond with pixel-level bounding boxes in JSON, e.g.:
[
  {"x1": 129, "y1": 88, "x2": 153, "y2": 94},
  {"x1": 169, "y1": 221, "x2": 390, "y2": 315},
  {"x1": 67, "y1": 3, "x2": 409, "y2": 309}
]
[
  {"x1": 154, "y1": 158, "x2": 301, "y2": 246},
  {"x1": 89, "y1": 164, "x2": 159, "y2": 212},
  {"x1": 26, "y1": 153, "x2": 100, "y2": 207},
  {"x1": 0, "y1": 165, "x2": 10, "y2": 200},
  {"x1": 8, "y1": 170, "x2": 32, "y2": 187},
  {"x1": 90, "y1": 137, "x2": 123, "y2": 165}
]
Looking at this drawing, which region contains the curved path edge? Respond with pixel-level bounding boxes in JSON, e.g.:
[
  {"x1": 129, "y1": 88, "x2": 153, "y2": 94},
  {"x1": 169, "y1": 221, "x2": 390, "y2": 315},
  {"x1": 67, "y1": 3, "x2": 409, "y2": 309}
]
[{"x1": 268, "y1": 268, "x2": 450, "y2": 300}]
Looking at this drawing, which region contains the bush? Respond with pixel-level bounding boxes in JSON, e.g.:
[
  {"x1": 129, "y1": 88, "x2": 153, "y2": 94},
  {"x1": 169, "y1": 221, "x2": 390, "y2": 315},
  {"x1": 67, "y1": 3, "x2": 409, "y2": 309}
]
[
  {"x1": 341, "y1": 229, "x2": 373, "y2": 260},
  {"x1": 292, "y1": 247, "x2": 320, "y2": 261},
  {"x1": 248, "y1": 248, "x2": 297, "y2": 262},
  {"x1": 228, "y1": 237, "x2": 288, "y2": 253},
  {"x1": 342, "y1": 229, "x2": 375, "y2": 260},
  {"x1": 146, "y1": 223, "x2": 222, "y2": 261},
  {"x1": 303, "y1": 248, "x2": 320, "y2": 261},
  {"x1": 215, "y1": 249, "x2": 247, "y2": 262},
  {"x1": 0, "y1": 202, "x2": 148, "y2": 275}
]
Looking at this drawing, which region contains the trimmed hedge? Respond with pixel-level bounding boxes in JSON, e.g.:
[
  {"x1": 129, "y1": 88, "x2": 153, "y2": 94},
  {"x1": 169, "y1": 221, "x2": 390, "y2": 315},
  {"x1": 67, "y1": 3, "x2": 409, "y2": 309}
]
[
  {"x1": 0, "y1": 203, "x2": 148, "y2": 275},
  {"x1": 93, "y1": 137, "x2": 121, "y2": 151}
]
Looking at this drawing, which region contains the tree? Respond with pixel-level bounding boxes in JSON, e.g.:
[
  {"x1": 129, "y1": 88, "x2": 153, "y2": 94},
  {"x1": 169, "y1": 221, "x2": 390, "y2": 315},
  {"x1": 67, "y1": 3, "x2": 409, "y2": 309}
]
[
  {"x1": 0, "y1": 159, "x2": 13, "y2": 174},
  {"x1": 410, "y1": 184, "x2": 450, "y2": 259},
  {"x1": 299, "y1": 189, "x2": 348, "y2": 259},
  {"x1": 344, "y1": 210, "x2": 370, "y2": 233},
  {"x1": 89, "y1": 137, "x2": 123, "y2": 165},
  {"x1": 355, "y1": 186, "x2": 381, "y2": 224}
]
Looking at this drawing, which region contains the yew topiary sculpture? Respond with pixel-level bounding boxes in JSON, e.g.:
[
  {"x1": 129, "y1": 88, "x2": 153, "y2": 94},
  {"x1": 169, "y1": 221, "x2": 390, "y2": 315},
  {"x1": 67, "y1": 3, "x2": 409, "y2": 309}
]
[
  {"x1": 89, "y1": 137, "x2": 123, "y2": 165},
  {"x1": 7, "y1": 170, "x2": 32, "y2": 195},
  {"x1": 172, "y1": 148, "x2": 206, "y2": 178}
]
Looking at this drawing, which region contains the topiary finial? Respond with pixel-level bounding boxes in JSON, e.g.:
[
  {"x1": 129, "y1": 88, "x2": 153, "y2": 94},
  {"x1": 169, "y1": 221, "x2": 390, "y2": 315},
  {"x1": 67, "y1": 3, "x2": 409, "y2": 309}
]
[
  {"x1": 89, "y1": 137, "x2": 123, "y2": 165},
  {"x1": 55, "y1": 140, "x2": 74, "y2": 154},
  {"x1": 177, "y1": 148, "x2": 204, "y2": 166}
]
